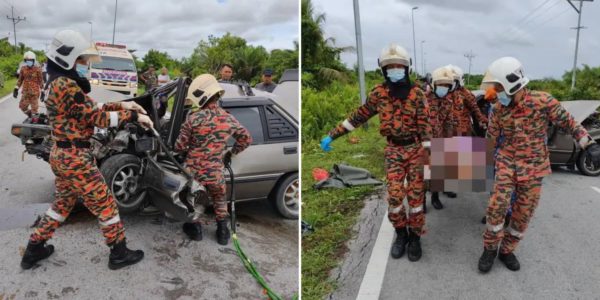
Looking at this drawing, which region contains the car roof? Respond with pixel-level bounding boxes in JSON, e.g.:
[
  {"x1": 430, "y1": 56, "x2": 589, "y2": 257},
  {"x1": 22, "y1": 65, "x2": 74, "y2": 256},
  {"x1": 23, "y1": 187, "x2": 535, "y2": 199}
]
[
  {"x1": 220, "y1": 81, "x2": 298, "y2": 120},
  {"x1": 279, "y1": 69, "x2": 299, "y2": 83}
]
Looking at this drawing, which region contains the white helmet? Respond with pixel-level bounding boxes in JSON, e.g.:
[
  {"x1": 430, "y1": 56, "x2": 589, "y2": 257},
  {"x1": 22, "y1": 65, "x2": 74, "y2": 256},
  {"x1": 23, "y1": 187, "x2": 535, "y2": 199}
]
[
  {"x1": 187, "y1": 74, "x2": 225, "y2": 108},
  {"x1": 431, "y1": 67, "x2": 454, "y2": 86},
  {"x1": 23, "y1": 51, "x2": 36, "y2": 62},
  {"x1": 482, "y1": 57, "x2": 529, "y2": 95},
  {"x1": 46, "y1": 30, "x2": 95, "y2": 70},
  {"x1": 446, "y1": 64, "x2": 464, "y2": 87},
  {"x1": 378, "y1": 43, "x2": 410, "y2": 69}
]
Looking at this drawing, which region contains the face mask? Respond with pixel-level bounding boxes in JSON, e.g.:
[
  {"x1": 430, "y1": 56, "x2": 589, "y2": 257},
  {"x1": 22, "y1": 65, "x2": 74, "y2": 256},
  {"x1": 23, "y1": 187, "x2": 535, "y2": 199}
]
[
  {"x1": 25, "y1": 60, "x2": 34, "y2": 67},
  {"x1": 386, "y1": 68, "x2": 405, "y2": 83},
  {"x1": 76, "y1": 64, "x2": 88, "y2": 78},
  {"x1": 435, "y1": 86, "x2": 449, "y2": 98},
  {"x1": 497, "y1": 91, "x2": 512, "y2": 106}
]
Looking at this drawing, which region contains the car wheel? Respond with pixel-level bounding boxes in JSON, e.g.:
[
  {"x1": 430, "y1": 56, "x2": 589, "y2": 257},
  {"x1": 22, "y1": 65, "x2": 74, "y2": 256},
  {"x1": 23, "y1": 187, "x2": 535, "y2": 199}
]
[
  {"x1": 100, "y1": 154, "x2": 147, "y2": 213},
  {"x1": 576, "y1": 150, "x2": 600, "y2": 176},
  {"x1": 271, "y1": 173, "x2": 299, "y2": 219}
]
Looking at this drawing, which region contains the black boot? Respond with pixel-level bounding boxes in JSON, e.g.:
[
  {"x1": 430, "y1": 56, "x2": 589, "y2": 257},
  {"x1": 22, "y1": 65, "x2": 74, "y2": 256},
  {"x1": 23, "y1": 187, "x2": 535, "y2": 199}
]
[
  {"x1": 443, "y1": 192, "x2": 457, "y2": 198},
  {"x1": 407, "y1": 230, "x2": 422, "y2": 262},
  {"x1": 183, "y1": 222, "x2": 203, "y2": 241},
  {"x1": 478, "y1": 248, "x2": 498, "y2": 273},
  {"x1": 216, "y1": 220, "x2": 230, "y2": 245},
  {"x1": 504, "y1": 214, "x2": 511, "y2": 228},
  {"x1": 20, "y1": 240, "x2": 54, "y2": 269},
  {"x1": 498, "y1": 252, "x2": 520, "y2": 271},
  {"x1": 390, "y1": 227, "x2": 408, "y2": 259},
  {"x1": 108, "y1": 239, "x2": 144, "y2": 270},
  {"x1": 481, "y1": 216, "x2": 487, "y2": 224},
  {"x1": 423, "y1": 199, "x2": 427, "y2": 214},
  {"x1": 431, "y1": 192, "x2": 444, "y2": 210}
]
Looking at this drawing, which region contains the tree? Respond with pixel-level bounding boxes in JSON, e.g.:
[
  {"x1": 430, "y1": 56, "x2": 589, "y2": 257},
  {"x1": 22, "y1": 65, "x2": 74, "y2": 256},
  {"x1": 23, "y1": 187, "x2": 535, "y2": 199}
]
[{"x1": 141, "y1": 49, "x2": 179, "y2": 72}]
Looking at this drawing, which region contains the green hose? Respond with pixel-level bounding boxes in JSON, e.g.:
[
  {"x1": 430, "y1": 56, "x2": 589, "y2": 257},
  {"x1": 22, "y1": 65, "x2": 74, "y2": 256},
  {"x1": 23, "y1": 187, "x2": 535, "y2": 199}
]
[{"x1": 226, "y1": 165, "x2": 294, "y2": 300}]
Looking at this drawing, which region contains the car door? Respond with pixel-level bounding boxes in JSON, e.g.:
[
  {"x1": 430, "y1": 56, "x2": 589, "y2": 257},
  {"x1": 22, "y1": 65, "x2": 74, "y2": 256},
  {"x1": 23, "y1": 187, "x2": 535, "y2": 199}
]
[{"x1": 225, "y1": 103, "x2": 298, "y2": 201}]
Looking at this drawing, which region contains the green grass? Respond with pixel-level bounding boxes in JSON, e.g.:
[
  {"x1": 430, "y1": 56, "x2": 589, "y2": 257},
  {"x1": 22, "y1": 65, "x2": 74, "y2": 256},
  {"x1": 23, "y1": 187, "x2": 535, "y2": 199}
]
[
  {"x1": 0, "y1": 78, "x2": 17, "y2": 98},
  {"x1": 301, "y1": 121, "x2": 386, "y2": 300}
]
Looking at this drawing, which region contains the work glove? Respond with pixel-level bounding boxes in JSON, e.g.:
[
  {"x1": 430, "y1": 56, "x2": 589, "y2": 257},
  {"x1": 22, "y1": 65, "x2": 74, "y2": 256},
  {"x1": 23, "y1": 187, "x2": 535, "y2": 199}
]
[
  {"x1": 320, "y1": 136, "x2": 333, "y2": 152},
  {"x1": 120, "y1": 101, "x2": 147, "y2": 114},
  {"x1": 585, "y1": 142, "x2": 600, "y2": 165},
  {"x1": 223, "y1": 150, "x2": 233, "y2": 167},
  {"x1": 136, "y1": 114, "x2": 154, "y2": 129},
  {"x1": 13, "y1": 86, "x2": 18, "y2": 98}
]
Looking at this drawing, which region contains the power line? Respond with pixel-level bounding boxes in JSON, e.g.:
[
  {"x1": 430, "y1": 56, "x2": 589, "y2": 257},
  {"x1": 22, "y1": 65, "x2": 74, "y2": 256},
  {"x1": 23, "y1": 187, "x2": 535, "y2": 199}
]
[{"x1": 515, "y1": 0, "x2": 554, "y2": 25}]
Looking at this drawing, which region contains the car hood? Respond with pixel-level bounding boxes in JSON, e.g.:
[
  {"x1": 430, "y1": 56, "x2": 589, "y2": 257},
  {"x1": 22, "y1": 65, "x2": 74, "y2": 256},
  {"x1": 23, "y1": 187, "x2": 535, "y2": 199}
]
[
  {"x1": 560, "y1": 100, "x2": 600, "y2": 124},
  {"x1": 87, "y1": 86, "x2": 128, "y2": 104}
]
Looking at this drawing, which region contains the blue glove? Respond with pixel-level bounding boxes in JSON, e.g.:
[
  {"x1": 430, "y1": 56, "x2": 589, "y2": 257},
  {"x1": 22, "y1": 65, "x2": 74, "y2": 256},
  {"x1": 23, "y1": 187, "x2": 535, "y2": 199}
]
[{"x1": 320, "y1": 136, "x2": 333, "y2": 152}]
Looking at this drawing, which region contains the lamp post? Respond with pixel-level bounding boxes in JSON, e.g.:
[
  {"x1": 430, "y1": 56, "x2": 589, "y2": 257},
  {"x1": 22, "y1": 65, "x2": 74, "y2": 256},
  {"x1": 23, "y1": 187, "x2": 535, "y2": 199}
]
[
  {"x1": 420, "y1": 40, "x2": 425, "y2": 75},
  {"x1": 411, "y1": 6, "x2": 418, "y2": 75}
]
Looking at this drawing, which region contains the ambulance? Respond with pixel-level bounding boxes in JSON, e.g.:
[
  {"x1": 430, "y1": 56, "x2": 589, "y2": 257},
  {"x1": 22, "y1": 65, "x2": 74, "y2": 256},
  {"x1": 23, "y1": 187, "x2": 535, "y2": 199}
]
[{"x1": 89, "y1": 42, "x2": 138, "y2": 96}]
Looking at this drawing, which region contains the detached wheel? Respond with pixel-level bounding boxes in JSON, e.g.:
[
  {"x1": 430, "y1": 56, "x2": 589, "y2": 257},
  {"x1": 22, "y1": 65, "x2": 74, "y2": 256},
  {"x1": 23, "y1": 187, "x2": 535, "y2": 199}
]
[
  {"x1": 271, "y1": 173, "x2": 299, "y2": 219},
  {"x1": 577, "y1": 150, "x2": 600, "y2": 176},
  {"x1": 100, "y1": 154, "x2": 147, "y2": 213}
]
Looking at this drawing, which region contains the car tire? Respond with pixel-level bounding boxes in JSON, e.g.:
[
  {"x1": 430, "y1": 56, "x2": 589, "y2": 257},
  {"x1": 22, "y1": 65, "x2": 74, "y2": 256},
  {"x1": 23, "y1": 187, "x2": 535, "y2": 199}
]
[
  {"x1": 99, "y1": 154, "x2": 147, "y2": 213},
  {"x1": 576, "y1": 150, "x2": 600, "y2": 177},
  {"x1": 270, "y1": 173, "x2": 299, "y2": 219}
]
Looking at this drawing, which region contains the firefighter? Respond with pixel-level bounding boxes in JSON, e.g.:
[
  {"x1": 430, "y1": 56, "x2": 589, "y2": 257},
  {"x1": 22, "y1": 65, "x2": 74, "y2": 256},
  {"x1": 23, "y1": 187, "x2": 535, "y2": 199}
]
[
  {"x1": 320, "y1": 44, "x2": 432, "y2": 261},
  {"x1": 14, "y1": 51, "x2": 44, "y2": 119},
  {"x1": 20, "y1": 30, "x2": 153, "y2": 270},
  {"x1": 426, "y1": 66, "x2": 457, "y2": 210},
  {"x1": 175, "y1": 74, "x2": 252, "y2": 245},
  {"x1": 478, "y1": 57, "x2": 600, "y2": 273}
]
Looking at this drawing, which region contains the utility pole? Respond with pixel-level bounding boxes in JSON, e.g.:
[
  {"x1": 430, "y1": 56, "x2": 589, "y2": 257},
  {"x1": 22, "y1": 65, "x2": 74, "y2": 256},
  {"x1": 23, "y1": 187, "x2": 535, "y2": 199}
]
[
  {"x1": 420, "y1": 40, "x2": 425, "y2": 75},
  {"x1": 112, "y1": 0, "x2": 118, "y2": 44},
  {"x1": 464, "y1": 50, "x2": 476, "y2": 86},
  {"x1": 567, "y1": 0, "x2": 593, "y2": 91},
  {"x1": 88, "y1": 21, "x2": 93, "y2": 40},
  {"x1": 6, "y1": 6, "x2": 25, "y2": 53},
  {"x1": 353, "y1": 0, "x2": 366, "y2": 107},
  {"x1": 411, "y1": 6, "x2": 419, "y2": 75}
]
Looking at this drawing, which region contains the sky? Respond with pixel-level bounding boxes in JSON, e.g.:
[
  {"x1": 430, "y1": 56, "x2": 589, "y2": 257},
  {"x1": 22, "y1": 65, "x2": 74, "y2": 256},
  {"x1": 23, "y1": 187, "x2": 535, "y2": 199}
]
[
  {"x1": 313, "y1": 0, "x2": 600, "y2": 79},
  {"x1": 0, "y1": 0, "x2": 298, "y2": 59}
]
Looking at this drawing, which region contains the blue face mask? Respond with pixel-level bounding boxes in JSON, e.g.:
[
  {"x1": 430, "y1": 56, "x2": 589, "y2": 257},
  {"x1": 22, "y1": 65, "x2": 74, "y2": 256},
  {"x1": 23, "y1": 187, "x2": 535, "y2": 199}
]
[
  {"x1": 25, "y1": 60, "x2": 34, "y2": 67},
  {"x1": 387, "y1": 68, "x2": 406, "y2": 83},
  {"x1": 497, "y1": 91, "x2": 512, "y2": 106},
  {"x1": 435, "y1": 86, "x2": 449, "y2": 98},
  {"x1": 76, "y1": 64, "x2": 88, "y2": 78}
]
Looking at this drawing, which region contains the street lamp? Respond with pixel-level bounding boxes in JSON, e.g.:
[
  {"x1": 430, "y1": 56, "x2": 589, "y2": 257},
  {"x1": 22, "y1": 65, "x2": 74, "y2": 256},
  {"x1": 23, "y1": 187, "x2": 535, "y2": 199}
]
[
  {"x1": 88, "y1": 21, "x2": 93, "y2": 40},
  {"x1": 420, "y1": 40, "x2": 425, "y2": 75},
  {"x1": 411, "y1": 6, "x2": 418, "y2": 75}
]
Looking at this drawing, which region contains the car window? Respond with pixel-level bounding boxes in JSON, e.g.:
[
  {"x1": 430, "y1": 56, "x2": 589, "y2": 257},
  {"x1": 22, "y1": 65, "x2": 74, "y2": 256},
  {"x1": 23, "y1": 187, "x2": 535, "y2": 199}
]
[
  {"x1": 226, "y1": 107, "x2": 265, "y2": 145},
  {"x1": 265, "y1": 105, "x2": 297, "y2": 141}
]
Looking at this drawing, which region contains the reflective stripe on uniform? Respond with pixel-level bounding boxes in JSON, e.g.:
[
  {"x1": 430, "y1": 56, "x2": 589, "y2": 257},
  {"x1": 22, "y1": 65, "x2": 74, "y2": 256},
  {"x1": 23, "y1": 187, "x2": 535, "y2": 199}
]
[
  {"x1": 97, "y1": 102, "x2": 104, "y2": 109},
  {"x1": 342, "y1": 119, "x2": 355, "y2": 131},
  {"x1": 422, "y1": 141, "x2": 431, "y2": 148},
  {"x1": 99, "y1": 215, "x2": 121, "y2": 227},
  {"x1": 109, "y1": 111, "x2": 119, "y2": 127},
  {"x1": 45, "y1": 208, "x2": 66, "y2": 222},
  {"x1": 507, "y1": 226, "x2": 524, "y2": 238},
  {"x1": 409, "y1": 205, "x2": 423, "y2": 214},
  {"x1": 486, "y1": 222, "x2": 504, "y2": 233},
  {"x1": 389, "y1": 206, "x2": 402, "y2": 214}
]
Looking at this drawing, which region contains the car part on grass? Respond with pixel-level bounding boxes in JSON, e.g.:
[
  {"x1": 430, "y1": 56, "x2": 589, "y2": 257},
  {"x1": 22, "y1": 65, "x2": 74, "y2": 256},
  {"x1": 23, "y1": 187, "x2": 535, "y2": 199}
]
[
  {"x1": 314, "y1": 163, "x2": 383, "y2": 189},
  {"x1": 301, "y1": 221, "x2": 315, "y2": 237},
  {"x1": 227, "y1": 163, "x2": 289, "y2": 300}
]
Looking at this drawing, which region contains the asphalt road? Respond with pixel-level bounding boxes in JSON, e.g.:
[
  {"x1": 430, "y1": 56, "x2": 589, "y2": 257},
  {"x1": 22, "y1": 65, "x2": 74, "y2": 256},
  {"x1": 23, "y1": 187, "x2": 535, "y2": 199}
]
[
  {"x1": 331, "y1": 159, "x2": 600, "y2": 299},
  {"x1": 0, "y1": 95, "x2": 298, "y2": 299}
]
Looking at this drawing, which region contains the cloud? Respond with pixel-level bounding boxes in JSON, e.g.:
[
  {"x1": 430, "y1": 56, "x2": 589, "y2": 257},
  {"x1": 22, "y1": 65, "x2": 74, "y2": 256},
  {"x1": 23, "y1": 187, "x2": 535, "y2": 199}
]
[{"x1": 0, "y1": 0, "x2": 298, "y2": 59}]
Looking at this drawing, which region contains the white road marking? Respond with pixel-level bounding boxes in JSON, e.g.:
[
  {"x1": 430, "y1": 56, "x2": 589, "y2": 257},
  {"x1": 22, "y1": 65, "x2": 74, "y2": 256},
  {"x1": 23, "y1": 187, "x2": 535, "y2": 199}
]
[
  {"x1": 355, "y1": 212, "x2": 394, "y2": 300},
  {"x1": 591, "y1": 186, "x2": 600, "y2": 195}
]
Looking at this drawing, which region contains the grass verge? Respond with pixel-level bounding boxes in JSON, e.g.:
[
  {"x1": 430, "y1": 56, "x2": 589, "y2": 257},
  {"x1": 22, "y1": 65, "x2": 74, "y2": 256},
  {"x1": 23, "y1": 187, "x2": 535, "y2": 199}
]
[
  {"x1": 0, "y1": 78, "x2": 17, "y2": 99},
  {"x1": 301, "y1": 121, "x2": 386, "y2": 300}
]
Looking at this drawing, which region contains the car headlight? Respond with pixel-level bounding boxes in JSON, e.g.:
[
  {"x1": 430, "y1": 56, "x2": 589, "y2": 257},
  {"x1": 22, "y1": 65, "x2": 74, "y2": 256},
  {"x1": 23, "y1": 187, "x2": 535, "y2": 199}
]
[
  {"x1": 130, "y1": 82, "x2": 137, "y2": 88},
  {"x1": 91, "y1": 79, "x2": 99, "y2": 85}
]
